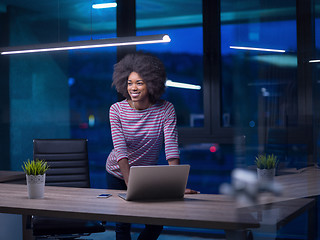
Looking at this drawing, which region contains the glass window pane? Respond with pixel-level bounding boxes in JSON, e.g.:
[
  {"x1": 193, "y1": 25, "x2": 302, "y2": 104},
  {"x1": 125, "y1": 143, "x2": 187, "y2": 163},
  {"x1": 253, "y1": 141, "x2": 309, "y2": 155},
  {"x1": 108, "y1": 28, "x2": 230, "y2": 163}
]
[
  {"x1": 136, "y1": 0, "x2": 203, "y2": 128},
  {"x1": 175, "y1": 143, "x2": 233, "y2": 194},
  {"x1": 220, "y1": 0, "x2": 298, "y2": 165}
]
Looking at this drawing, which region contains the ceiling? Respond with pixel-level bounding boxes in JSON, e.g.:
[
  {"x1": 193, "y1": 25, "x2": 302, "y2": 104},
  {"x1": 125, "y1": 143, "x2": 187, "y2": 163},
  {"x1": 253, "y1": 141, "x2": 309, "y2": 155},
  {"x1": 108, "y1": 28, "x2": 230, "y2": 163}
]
[
  {"x1": 0, "y1": 0, "x2": 202, "y2": 34},
  {"x1": 0, "y1": 0, "x2": 303, "y2": 33},
  {"x1": 1, "y1": 0, "x2": 317, "y2": 47}
]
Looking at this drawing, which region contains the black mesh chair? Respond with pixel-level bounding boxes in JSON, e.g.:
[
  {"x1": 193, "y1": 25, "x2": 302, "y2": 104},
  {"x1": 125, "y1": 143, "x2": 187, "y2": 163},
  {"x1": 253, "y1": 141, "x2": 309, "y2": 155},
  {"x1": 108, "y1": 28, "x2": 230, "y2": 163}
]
[{"x1": 31, "y1": 139, "x2": 105, "y2": 239}]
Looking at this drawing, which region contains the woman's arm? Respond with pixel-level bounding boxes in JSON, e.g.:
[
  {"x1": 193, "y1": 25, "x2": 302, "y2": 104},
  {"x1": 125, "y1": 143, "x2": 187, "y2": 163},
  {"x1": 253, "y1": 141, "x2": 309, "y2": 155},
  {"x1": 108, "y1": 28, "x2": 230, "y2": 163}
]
[
  {"x1": 163, "y1": 103, "x2": 180, "y2": 160},
  {"x1": 110, "y1": 105, "x2": 128, "y2": 161},
  {"x1": 118, "y1": 158, "x2": 130, "y2": 186},
  {"x1": 109, "y1": 104, "x2": 130, "y2": 183}
]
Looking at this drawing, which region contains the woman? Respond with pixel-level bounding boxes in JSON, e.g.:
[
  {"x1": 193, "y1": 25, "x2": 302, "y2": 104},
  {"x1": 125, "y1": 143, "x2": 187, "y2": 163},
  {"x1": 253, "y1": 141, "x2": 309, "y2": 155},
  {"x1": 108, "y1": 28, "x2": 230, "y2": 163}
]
[{"x1": 106, "y1": 52, "x2": 197, "y2": 240}]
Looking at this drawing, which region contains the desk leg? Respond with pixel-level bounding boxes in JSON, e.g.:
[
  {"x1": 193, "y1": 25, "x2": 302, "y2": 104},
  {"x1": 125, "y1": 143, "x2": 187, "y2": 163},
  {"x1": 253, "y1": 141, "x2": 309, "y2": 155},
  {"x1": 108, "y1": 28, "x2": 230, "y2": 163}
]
[
  {"x1": 22, "y1": 215, "x2": 34, "y2": 240},
  {"x1": 225, "y1": 230, "x2": 248, "y2": 240}
]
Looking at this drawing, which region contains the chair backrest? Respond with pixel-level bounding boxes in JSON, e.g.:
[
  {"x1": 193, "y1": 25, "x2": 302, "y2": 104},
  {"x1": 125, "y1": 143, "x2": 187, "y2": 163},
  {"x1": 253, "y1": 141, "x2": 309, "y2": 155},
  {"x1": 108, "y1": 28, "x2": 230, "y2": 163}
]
[{"x1": 33, "y1": 139, "x2": 90, "y2": 188}]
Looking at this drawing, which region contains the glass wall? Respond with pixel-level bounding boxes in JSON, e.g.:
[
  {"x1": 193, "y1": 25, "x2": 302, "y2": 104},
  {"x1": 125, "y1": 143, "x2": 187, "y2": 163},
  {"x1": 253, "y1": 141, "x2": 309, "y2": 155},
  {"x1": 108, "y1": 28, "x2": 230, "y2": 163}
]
[
  {"x1": 221, "y1": 0, "x2": 299, "y2": 167},
  {"x1": 0, "y1": 0, "x2": 318, "y2": 195},
  {"x1": 0, "y1": 0, "x2": 319, "y2": 237}
]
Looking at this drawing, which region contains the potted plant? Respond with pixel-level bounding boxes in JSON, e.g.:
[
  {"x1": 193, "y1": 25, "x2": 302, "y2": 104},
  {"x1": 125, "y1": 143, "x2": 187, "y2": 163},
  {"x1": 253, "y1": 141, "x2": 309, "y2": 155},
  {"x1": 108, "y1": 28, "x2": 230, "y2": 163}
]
[
  {"x1": 255, "y1": 154, "x2": 278, "y2": 181},
  {"x1": 22, "y1": 159, "x2": 49, "y2": 199}
]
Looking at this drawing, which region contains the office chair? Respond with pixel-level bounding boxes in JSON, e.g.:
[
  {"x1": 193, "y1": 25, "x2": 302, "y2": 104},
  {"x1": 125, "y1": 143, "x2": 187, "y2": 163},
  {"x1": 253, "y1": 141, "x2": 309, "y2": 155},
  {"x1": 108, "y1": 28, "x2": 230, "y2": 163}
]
[{"x1": 31, "y1": 139, "x2": 105, "y2": 239}]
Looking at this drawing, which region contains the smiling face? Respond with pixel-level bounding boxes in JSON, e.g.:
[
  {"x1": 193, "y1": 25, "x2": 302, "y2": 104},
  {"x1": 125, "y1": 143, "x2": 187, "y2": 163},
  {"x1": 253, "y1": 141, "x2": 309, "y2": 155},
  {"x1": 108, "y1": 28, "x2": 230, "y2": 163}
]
[{"x1": 127, "y1": 71, "x2": 150, "y2": 108}]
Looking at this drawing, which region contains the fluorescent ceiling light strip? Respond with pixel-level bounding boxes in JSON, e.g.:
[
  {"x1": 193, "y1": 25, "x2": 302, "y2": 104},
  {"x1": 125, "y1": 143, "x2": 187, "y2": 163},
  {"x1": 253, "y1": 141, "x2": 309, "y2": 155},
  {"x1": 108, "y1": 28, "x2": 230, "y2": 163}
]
[
  {"x1": 166, "y1": 80, "x2": 201, "y2": 90},
  {"x1": 92, "y1": 3, "x2": 117, "y2": 9},
  {"x1": 230, "y1": 46, "x2": 286, "y2": 53},
  {"x1": 309, "y1": 59, "x2": 320, "y2": 63},
  {"x1": 0, "y1": 34, "x2": 171, "y2": 55}
]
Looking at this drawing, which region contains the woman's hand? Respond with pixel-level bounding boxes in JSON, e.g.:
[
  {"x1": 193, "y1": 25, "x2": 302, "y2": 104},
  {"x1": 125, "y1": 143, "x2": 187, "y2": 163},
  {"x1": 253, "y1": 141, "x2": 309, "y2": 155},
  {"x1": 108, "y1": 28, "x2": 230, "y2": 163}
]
[
  {"x1": 167, "y1": 159, "x2": 199, "y2": 194},
  {"x1": 185, "y1": 188, "x2": 200, "y2": 194}
]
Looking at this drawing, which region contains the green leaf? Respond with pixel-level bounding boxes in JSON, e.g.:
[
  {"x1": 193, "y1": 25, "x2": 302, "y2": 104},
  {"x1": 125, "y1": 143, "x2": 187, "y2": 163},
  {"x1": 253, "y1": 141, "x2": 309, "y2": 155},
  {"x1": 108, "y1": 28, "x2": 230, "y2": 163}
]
[
  {"x1": 22, "y1": 159, "x2": 49, "y2": 175},
  {"x1": 255, "y1": 154, "x2": 278, "y2": 169}
]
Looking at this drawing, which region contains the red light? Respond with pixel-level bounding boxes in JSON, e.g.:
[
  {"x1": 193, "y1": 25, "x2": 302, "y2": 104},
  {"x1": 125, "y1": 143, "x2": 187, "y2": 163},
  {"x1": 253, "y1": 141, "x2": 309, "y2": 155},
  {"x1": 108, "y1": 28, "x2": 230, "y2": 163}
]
[
  {"x1": 79, "y1": 123, "x2": 88, "y2": 129},
  {"x1": 210, "y1": 145, "x2": 217, "y2": 153}
]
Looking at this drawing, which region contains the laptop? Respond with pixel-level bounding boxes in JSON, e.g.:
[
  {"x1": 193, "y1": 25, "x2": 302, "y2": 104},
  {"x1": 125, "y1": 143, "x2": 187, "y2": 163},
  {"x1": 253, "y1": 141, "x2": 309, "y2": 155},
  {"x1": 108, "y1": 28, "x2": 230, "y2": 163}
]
[{"x1": 118, "y1": 165, "x2": 190, "y2": 201}]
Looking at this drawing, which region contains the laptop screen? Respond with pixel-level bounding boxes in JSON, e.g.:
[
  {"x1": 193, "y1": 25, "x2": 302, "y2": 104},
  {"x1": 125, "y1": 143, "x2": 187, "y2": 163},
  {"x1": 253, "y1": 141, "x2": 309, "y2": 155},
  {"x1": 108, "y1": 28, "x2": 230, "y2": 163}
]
[{"x1": 119, "y1": 165, "x2": 190, "y2": 201}]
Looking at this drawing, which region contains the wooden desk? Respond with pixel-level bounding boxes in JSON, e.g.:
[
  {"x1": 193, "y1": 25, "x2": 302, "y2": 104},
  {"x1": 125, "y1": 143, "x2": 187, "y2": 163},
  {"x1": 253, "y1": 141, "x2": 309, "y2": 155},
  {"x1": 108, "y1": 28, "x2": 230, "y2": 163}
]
[
  {"x1": 0, "y1": 184, "x2": 258, "y2": 230},
  {"x1": 0, "y1": 183, "x2": 315, "y2": 240},
  {"x1": 252, "y1": 167, "x2": 320, "y2": 205},
  {"x1": 277, "y1": 167, "x2": 320, "y2": 198},
  {"x1": 240, "y1": 167, "x2": 320, "y2": 239}
]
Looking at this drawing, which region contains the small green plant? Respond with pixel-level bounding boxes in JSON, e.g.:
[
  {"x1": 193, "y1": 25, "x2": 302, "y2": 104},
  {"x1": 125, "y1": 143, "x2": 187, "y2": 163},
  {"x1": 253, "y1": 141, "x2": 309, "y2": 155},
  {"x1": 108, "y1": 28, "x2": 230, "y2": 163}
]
[
  {"x1": 255, "y1": 154, "x2": 278, "y2": 169},
  {"x1": 22, "y1": 159, "x2": 49, "y2": 175}
]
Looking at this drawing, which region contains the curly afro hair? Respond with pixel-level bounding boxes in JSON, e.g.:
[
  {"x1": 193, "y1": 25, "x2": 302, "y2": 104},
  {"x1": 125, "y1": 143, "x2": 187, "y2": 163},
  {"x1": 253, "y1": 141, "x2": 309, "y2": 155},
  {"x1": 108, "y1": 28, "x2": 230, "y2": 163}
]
[{"x1": 112, "y1": 52, "x2": 167, "y2": 103}]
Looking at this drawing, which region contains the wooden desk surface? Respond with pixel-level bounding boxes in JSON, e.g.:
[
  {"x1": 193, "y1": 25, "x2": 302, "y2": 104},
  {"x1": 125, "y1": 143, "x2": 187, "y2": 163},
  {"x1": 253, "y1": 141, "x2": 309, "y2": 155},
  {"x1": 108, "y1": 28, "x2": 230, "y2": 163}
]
[
  {"x1": 0, "y1": 168, "x2": 318, "y2": 235},
  {"x1": 0, "y1": 183, "x2": 315, "y2": 233},
  {"x1": 0, "y1": 183, "x2": 260, "y2": 231},
  {"x1": 241, "y1": 198, "x2": 315, "y2": 229},
  {"x1": 253, "y1": 167, "x2": 320, "y2": 205},
  {"x1": 276, "y1": 167, "x2": 320, "y2": 198}
]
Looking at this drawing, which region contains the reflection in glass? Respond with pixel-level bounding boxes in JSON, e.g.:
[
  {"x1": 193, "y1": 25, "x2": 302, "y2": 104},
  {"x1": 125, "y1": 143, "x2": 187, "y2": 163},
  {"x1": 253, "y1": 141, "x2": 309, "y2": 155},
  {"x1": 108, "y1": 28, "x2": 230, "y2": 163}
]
[{"x1": 221, "y1": 1, "x2": 298, "y2": 170}]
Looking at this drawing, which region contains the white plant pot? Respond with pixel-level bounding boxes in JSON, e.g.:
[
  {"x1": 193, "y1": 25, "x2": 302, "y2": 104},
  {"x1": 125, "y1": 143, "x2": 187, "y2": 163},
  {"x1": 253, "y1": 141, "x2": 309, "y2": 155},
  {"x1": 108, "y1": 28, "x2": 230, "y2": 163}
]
[
  {"x1": 257, "y1": 168, "x2": 275, "y2": 182},
  {"x1": 26, "y1": 174, "x2": 46, "y2": 199}
]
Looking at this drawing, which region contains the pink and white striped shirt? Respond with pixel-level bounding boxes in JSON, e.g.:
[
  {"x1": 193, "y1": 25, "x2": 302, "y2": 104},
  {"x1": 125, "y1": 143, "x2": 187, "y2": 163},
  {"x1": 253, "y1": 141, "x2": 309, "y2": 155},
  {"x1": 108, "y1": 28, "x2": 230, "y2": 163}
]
[{"x1": 106, "y1": 100, "x2": 180, "y2": 179}]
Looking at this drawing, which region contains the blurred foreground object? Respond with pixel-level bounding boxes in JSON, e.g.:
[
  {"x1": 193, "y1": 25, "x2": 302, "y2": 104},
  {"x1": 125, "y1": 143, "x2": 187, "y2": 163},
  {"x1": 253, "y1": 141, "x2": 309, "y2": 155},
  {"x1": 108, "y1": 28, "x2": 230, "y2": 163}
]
[{"x1": 220, "y1": 168, "x2": 283, "y2": 206}]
